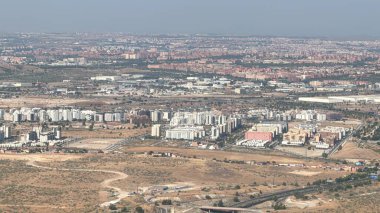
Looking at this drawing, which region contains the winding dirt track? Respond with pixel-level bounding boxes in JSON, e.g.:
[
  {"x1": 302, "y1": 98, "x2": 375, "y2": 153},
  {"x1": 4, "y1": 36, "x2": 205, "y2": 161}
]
[{"x1": 26, "y1": 160, "x2": 129, "y2": 207}]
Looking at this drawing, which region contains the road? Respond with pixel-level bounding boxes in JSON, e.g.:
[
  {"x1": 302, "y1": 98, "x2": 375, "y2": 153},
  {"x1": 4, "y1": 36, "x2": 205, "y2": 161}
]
[
  {"x1": 328, "y1": 123, "x2": 364, "y2": 156},
  {"x1": 26, "y1": 160, "x2": 129, "y2": 207},
  {"x1": 230, "y1": 179, "x2": 370, "y2": 208}
]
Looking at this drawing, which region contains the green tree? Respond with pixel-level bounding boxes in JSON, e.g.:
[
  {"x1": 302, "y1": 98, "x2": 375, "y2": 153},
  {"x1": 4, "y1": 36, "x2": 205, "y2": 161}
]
[
  {"x1": 135, "y1": 206, "x2": 144, "y2": 213},
  {"x1": 109, "y1": 204, "x2": 117, "y2": 210}
]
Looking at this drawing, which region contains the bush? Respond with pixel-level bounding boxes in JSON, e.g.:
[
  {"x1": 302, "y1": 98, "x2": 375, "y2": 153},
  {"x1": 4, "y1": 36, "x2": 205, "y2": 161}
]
[
  {"x1": 135, "y1": 207, "x2": 144, "y2": 213},
  {"x1": 109, "y1": 204, "x2": 117, "y2": 210},
  {"x1": 214, "y1": 200, "x2": 224, "y2": 207},
  {"x1": 273, "y1": 203, "x2": 286, "y2": 210},
  {"x1": 121, "y1": 207, "x2": 130, "y2": 212},
  {"x1": 162, "y1": 199, "x2": 172, "y2": 205},
  {"x1": 233, "y1": 197, "x2": 240, "y2": 202},
  {"x1": 205, "y1": 195, "x2": 212, "y2": 200}
]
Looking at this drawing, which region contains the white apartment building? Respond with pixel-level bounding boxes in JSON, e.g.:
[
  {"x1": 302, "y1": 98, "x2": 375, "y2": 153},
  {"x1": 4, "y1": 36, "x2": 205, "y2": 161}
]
[
  {"x1": 165, "y1": 126, "x2": 205, "y2": 140},
  {"x1": 151, "y1": 124, "x2": 161, "y2": 137}
]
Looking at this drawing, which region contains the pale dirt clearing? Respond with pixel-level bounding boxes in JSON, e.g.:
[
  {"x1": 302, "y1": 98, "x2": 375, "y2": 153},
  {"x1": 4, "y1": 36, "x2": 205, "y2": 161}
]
[
  {"x1": 0, "y1": 153, "x2": 84, "y2": 162},
  {"x1": 69, "y1": 138, "x2": 122, "y2": 150},
  {"x1": 289, "y1": 170, "x2": 321, "y2": 176},
  {"x1": 0, "y1": 97, "x2": 92, "y2": 107}
]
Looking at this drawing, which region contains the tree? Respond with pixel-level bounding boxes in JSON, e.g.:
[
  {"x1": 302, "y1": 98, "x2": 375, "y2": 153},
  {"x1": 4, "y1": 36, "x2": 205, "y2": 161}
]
[
  {"x1": 109, "y1": 204, "x2": 117, "y2": 211},
  {"x1": 214, "y1": 200, "x2": 224, "y2": 207},
  {"x1": 322, "y1": 152, "x2": 328, "y2": 158},
  {"x1": 121, "y1": 207, "x2": 130, "y2": 212},
  {"x1": 273, "y1": 203, "x2": 286, "y2": 210},
  {"x1": 162, "y1": 199, "x2": 172, "y2": 205},
  {"x1": 135, "y1": 206, "x2": 144, "y2": 213},
  {"x1": 233, "y1": 197, "x2": 240, "y2": 202}
]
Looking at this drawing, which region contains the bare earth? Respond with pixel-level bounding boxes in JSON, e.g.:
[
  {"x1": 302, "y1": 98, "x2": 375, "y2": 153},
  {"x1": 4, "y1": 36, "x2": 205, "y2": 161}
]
[{"x1": 331, "y1": 141, "x2": 380, "y2": 160}]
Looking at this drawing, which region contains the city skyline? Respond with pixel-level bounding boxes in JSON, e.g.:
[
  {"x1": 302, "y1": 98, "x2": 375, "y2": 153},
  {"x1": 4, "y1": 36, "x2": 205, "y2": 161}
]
[{"x1": 1, "y1": 0, "x2": 380, "y2": 38}]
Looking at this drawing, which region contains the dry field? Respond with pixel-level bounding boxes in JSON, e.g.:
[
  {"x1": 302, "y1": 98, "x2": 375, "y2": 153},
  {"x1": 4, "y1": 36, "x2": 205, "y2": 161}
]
[
  {"x1": 69, "y1": 138, "x2": 122, "y2": 150},
  {"x1": 0, "y1": 154, "x2": 113, "y2": 213},
  {"x1": 123, "y1": 146, "x2": 307, "y2": 164},
  {"x1": 276, "y1": 146, "x2": 325, "y2": 158},
  {"x1": 279, "y1": 184, "x2": 380, "y2": 213},
  {"x1": 331, "y1": 140, "x2": 380, "y2": 161},
  {"x1": 0, "y1": 96, "x2": 117, "y2": 108},
  {"x1": 34, "y1": 153, "x2": 346, "y2": 210},
  {"x1": 62, "y1": 127, "x2": 149, "y2": 139},
  {"x1": 0, "y1": 150, "x2": 347, "y2": 212}
]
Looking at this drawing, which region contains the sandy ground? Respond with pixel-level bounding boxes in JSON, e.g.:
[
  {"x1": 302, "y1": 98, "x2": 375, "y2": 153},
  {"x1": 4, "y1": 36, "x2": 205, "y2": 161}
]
[
  {"x1": 63, "y1": 127, "x2": 149, "y2": 139},
  {"x1": 289, "y1": 170, "x2": 321, "y2": 176},
  {"x1": 0, "y1": 97, "x2": 89, "y2": 107},
  {"x1": 0, "y1": 153, "x2": 130, "y2": 209},
  {"x1": 331, "y1": 141, "x2": 380, "y2": 160},
  {"x1": 0, "y1": 97, "x2": 112, "y2": 108},
  {"x1": 284, "y1": 197, "x2": 324, "y2": 209},
  {"x1": 0, "y1": 152, "x2": 350, "y2": 212},
  {"x1": 276, "y1": 146, "x2": 325, "y2": 158},
  {"x1": 0, "y1": 153, "x2": 83, "y2": 162},
  {"x1": 123, "y1": 146, "x2": 305, "y2": 164},
  {"x1": 69, "y1": 138, "x2": 122, "y2": 150}
]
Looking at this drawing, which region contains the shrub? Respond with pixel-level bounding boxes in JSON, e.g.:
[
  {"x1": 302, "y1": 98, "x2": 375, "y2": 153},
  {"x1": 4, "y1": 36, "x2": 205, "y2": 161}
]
[
  {"x1": 273, "y1": 203, "x2": 286, "y2": 210},
  {"x1": 109, "y1": 204, "x2": 117, "y2": 211},
  {"x1": 162, "y1": 199, "x2": 172, "y2": 205},
  {"x1": 135, "y1": 207, "x2": 144, "y2": 213}
]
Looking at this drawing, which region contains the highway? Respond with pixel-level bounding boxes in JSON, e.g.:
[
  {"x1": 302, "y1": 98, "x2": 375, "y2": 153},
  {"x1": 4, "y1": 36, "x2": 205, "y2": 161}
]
[{"x1": 229, "y1": 178, "x2": 370, "y2": 208}]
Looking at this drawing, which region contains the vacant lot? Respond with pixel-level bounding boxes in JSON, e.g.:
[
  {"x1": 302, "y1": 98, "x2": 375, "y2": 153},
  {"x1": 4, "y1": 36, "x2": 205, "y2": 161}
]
[
  {"x1": 331, "y1": 140, "x2": 380, "y2": 161},
  {"x1": 276, "y1": 146, "x2": 325, "y2": 158},
  {"x1": 0, "y1": 96, "x2": 116, "y2": 108},
  {"x1": 0, "y1": 150, "x2": 354, "y2": 212},
  {"x1": 0, "y1": 155, "x2": 112, "y2": 213},
  {"x1": 63, "y1": 127, "x2": 149, "y2": 139},
  {"x1": 123, "y1": 146, "x2": 307, "y2": 164},
  {"x1": 69, "y1": 138, "x2": 122, "y2": 150}
]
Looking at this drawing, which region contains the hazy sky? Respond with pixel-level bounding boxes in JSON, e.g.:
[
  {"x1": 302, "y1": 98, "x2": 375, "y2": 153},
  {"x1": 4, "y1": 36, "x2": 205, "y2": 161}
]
[{"x1": 1, "y1": 0, "x2": 380, "y2": 38}]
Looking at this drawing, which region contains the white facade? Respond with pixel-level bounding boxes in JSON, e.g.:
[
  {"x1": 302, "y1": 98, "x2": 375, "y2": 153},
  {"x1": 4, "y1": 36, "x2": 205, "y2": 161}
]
[
  {"x1": 165, "y1": 126, "x2": 205, "y2": 140},
  {"x1": 151, "y1": 124, "x2": 161, "y2": 137}
]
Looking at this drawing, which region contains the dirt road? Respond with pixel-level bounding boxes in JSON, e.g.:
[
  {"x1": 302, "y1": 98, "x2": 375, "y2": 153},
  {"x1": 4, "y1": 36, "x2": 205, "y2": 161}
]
[{"x1": 26, "y1": 160, "x2": 129, "y2": 207}]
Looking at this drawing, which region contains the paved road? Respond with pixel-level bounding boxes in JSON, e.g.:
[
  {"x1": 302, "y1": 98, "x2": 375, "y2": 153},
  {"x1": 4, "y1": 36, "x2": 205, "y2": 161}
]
[{"x1": 328, "y1": 124, "x2": 364, "y2": 156}]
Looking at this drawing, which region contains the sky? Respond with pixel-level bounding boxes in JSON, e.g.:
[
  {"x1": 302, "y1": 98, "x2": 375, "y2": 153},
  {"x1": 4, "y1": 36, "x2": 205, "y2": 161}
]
[{"x1": 0, "y1": 0, "x2": 380, "y2": 38}]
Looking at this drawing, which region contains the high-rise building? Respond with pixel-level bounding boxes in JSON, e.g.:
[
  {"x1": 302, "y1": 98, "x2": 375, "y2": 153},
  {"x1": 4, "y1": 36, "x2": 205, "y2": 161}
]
[
  {"x1": 151, "y1": 124, "x2": 161, "y2": 137},
  {"x1": 52, "y1": 126, "x2": 62, "y2": 139},
  {"x1": 0, "y1": 131, "x2": 4, "y2": 143},
  {"x1": 3, "y1": 126, "x2": 11, "y2": 139},
  {"x1": 150, "y1": 110, "x2": 161, "y2": 122},
  {"x1": 211, "y1": 126, "x2": 220, "y2": 140}
]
